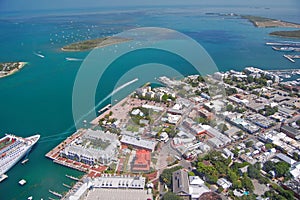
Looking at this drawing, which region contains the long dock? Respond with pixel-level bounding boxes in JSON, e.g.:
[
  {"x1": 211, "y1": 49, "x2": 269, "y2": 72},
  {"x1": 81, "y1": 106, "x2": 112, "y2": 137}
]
[
  {"x1": 49, "y1": 190, "x2": 62, "y2": 198},
  {"x1": 65, "y1": 174, "x2": 80, "y2": 181},
  {"x1": 266, "y1": 42, "x2": 300, "y2": 47},
  {"x1": 283, "y1": 54, "x2": 300, "y2": 63},
  {"x1": 98, "y1": 104, "x2": 111, "y2": 113},
  {"x1": 63, "y1": 183, "x2": 72, "y2": 189}
]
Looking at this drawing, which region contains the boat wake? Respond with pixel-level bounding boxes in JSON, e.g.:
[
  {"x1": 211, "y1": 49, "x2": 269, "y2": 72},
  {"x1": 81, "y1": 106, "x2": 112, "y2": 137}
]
[{"x1": 71, "y1": 78, "x2": 139, "y2": 128}]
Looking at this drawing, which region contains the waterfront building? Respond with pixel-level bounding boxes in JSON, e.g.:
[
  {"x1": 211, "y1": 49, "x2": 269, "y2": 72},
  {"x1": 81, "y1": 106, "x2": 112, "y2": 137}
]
[{"x1": 60, "y1": 129, "x2": 120, "y2": 165}]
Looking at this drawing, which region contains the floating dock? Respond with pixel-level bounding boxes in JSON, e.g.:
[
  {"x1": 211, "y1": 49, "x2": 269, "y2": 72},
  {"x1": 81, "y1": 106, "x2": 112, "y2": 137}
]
[{"x1": 49, "y1": 190, "x2": 62, "y2": 198}]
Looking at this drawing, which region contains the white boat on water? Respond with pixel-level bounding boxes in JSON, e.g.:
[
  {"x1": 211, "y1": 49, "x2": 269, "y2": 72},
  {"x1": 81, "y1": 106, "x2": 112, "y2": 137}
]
[
  {"x1": 33, "y1": 52, "x2": 45, "y2": 58},
  {"x1": 0, "y1": 134, "x2": 40, "y2": 177},
  {"x1": 65, "y1": 57, "x2": 83, "y2": 61}
]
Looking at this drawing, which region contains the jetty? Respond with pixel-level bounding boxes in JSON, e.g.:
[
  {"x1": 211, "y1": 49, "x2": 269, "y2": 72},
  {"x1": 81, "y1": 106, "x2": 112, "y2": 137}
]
[
  {"x1": 98, "y1": 104, "x2": 111, "y2": 113},
  {"x1": 63, "y1": 183, "x2": 72, "y2": 189},
  {"x1": 284, "y1": 54, "x2": 300, "y2": 63},
  {"x1": 49, "y1": 190, "x2": 62, "y2": 198},
  {"x1": 65, "y1": 174, "x2": 80, "y2": 181},
  {"x1": 48, "y1": 197, "x2": 56, "y2": 200},
  {"x1": 266, "y1": 42, "x2": 300, "y2": 47}
]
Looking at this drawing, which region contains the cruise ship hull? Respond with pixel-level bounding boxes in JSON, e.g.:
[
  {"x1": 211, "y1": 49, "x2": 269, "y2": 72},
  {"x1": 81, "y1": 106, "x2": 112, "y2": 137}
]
[{"x1": 0, "y1": 134, "x2": 40, "y2": 176}]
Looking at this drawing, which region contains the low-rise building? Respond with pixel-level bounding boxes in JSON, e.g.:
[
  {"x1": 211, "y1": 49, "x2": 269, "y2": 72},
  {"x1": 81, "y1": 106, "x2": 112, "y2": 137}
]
[
  {"x1": 120, "y1": 135, "x2": 157, "y2": 152},
  {"x1": 132, "y1": 149, "x2": 151, "y2": 172},
  {"x1": 217, "y1": 178, "x2": 232, "y2": 189},
  {"x1": 172, "y1": 169, "x2": 190, "y2": 199}
]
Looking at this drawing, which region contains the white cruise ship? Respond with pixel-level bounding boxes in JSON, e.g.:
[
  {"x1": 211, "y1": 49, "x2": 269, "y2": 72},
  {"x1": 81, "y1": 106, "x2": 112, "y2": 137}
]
[{"x1": 0, "y1": 134, "x2": 40, "y2": 176}]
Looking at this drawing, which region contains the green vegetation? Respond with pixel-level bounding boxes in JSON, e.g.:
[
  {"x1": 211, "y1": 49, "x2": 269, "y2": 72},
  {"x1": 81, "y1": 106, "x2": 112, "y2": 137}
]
[
  {"x1": 259, "y1": 105, "x2": 278, "y2": 116},
  {"x1": 263, "y1": 183, "x2": 294, "y2": 200},
  {"x1": 218, "y1": 123, "x2": 229, "y2": 132},
  {"x1": 126, "y1": 125, "x2": 139, "y2": 132},
  {"x1": 62, "y1": 37, "x2": 131, "y2": 51},
  {"x1": 245, "y1": 141, "x2": 254, "y2": 148},
  {"x1": 242, "y1": 15, "x2": 274, "y2": 23},
  {"x1": 263, "y1": 161, "x2": 291, "y2": 179},
  {"x1": 270, "y1": 30, "x2": 300, "y2": 39},
  {"x1": 226, "y1": 87, "x2": 238, "y2": 96},
  {"x1": 162, "y1": 192, "x2": 183, "y2": 200},
  {"x1": 160, "y1": 166, "x2": 183, "y2": 188},
  {"x1": 130, "y1": 107, "x2": 151, "y2": 125},
  {"x1": 226, "y1": 104, "x2": 234, "y2": 112},
  {"x1": 296, "y1": 119, "x2": 300, "y2": 126}
]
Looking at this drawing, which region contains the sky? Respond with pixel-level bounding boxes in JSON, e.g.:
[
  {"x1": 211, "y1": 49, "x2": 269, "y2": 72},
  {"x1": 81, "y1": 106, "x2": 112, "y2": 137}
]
[
  {"x1": 0, "y1": 0, "x2": 299, "y2": 13},
  {"x1": 0, "y1": 0, "x2": 202, "y2": 12}
]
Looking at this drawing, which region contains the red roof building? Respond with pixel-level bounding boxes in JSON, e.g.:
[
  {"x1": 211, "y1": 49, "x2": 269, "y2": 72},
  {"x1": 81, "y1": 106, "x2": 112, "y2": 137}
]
[{"x1": 132, "y1": 149, "x2": 151, "y2": 172}]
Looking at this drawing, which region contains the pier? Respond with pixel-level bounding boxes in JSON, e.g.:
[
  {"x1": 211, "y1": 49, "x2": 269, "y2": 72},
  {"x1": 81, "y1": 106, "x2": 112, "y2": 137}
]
[
  {"x1": 266, "y1": 42, "x2": 300, "y2": 47},
  {"x1": 49, "y1": 190, "x2": 62, "y2": 198},
  {"x1": 65, "y1": 174, "x2": 80, "y2": 181},
  {"x1": 63, "y1": 183, "x2": 72, "y2": 189},
  {"x1": 98, "y1": 104, "x2": 111, "y2": 113},
  {"x1": 283, "y1": 54, "x2": 300, "y2": 63}
]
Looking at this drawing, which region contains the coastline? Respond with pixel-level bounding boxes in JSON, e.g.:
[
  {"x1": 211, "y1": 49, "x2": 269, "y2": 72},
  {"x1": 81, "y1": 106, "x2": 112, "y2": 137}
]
[
  {"x1": 0, "y1": 62, "x2": 28, "y2": 79},
  {"x1": 242, "y1": 15, "x2": 300, "y2": 28},
  {"x1": 61, "y1": 37, "x2": 132, "y2": 52}
]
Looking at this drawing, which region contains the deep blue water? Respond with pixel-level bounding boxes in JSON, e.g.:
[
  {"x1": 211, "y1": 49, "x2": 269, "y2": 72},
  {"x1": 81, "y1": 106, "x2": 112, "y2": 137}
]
[{"x1": 0, "y1": 3, "x2": 299, "y2": 199}]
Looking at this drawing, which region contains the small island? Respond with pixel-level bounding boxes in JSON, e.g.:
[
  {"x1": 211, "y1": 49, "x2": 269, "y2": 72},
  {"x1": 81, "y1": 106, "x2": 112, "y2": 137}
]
[
  {"x1": 61, "y1": 36, "x2": 131, "y2": 52},
  {"x1": 269, "y1": 30, "x2": 300, "y2": 39},
  {"x1": 242, "y1": 15, "x2": 300, "y2": 28},
  {"x1": 0, "y1": 62, "x2": 27, "y2": 78}
]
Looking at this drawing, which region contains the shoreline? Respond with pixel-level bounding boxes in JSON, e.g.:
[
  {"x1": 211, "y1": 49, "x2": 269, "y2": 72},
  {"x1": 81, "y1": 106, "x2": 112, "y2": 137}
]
[
  {"x1": 242, "y1": 15, "x2": 300, "y2": 28},
  {"x1": 0, "y1": 62, "x2": 28, "y2": 79},
  {"x1": 61, "y1": 37, "x2": 132, "y2": 52}
]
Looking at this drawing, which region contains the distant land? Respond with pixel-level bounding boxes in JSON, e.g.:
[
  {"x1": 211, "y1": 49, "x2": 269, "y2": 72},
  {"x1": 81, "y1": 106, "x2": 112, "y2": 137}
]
[
  {"x1": 269, "y1": 30, "x2": 300, "y2": 39},
  {"x1": 0, "y1": 62, "x2": 27, "y2": 78},
  {"x1": 242, "y1": 15, "x2": 300, "y2": 28},
  {"x1": 61, "y1": 36, "x2": 131, "y2": 52}
]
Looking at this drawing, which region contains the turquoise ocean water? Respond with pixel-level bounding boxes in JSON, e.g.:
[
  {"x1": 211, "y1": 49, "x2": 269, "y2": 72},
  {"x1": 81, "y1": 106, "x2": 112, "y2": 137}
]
[{"x1": 0, "y1": 2, "x2": 299, "y2": 199}]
